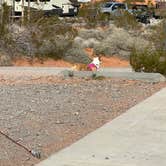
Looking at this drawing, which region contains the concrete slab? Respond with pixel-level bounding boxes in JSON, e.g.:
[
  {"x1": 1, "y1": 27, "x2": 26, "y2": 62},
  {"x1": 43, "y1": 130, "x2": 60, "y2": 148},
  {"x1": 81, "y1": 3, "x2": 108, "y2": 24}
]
[
  {"x1": 99, "y1": 67, "x2": 133, "y2": 72},
  {"x1": 0, "y1": 67, "x2": 165, "y2": 82},
  {"x1": 63, "y1": 70, "x2": 166, "y2": 82},
  {"x1": 0, "y1": 67, "x2": 70, "y2": 76},
  {"x1": 36, "y1": 88, "x2": 166, "y2": 166}
]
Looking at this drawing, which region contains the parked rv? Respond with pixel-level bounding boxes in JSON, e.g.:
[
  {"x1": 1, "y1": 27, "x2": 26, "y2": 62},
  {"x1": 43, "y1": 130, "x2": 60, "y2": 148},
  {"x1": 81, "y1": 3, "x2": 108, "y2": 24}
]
[{"x1": 1, "y1": 0, "x2": 79, "y2": 17}]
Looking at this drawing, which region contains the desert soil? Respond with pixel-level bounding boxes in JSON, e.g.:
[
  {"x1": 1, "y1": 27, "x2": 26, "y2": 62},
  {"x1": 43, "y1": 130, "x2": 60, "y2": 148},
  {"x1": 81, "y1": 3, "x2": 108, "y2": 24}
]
[
  {"x1": 12, "y1": 46, "x2": 130, "y2": 68},
  {"x1": 12, "y1": 56, "x2": 130, "y2": 68},
  {"x1": 0, "y1": 76, "x2": 165, "y2": 166}
]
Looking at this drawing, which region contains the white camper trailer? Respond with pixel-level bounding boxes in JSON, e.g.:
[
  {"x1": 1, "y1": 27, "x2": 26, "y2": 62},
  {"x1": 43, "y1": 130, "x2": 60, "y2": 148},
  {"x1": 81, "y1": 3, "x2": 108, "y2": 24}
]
[{"x1": 1, "y1": 0, "x2": 79, "y2": 16}]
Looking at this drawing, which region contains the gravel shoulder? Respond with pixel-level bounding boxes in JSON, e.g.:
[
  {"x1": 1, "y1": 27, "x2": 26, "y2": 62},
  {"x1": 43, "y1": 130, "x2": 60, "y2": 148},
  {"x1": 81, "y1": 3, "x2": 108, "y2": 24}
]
[{"x1": 0, "y1": 75, "x2": 165, "y2": 166}]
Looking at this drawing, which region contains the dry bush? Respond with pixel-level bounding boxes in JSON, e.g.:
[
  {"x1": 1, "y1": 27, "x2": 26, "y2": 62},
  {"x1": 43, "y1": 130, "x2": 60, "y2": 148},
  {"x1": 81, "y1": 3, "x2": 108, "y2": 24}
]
[
  {"x1": 74, "y1": 25, "x2": 149, "y2": 59},
  {"x1": 93, "y1": 26, "x2": 149, "y2": 59},
  {"x1": 0, "y1": 52, "x2": 12, "y2": 66},
  {"x1": 149, "y1": 20, "x2": 166, "y2": 50},
  {"x1": 130, "y1": 49, "x2": 166, "y2": 75},
  {"x1": 78, "y1": 3, "x2": 109, "y2": 28},
  {"x1": 78, "y1": 28, "x2": 106, "y2": 40},
  {"x1": 113, "y1": 11, "x2": 141, "y2": 30},
  {"x1": 0, "y1": 3, "x2": 10, "y2": 37},
  {"x1": 74, "y1": 36, "x2": 100, "y2": 48},
  {"x1": 9, "y1": 16, "x2": 77, "y2": 60},
  {"x1": 0, "y1": 3, "x2": 18, "y2": 60},
  {"x1": 64, "y1": 46, "x2": 92, "y2": 64},
  {"x1": 130, "y1": 19, "x2": 166, "y2": 75},
  {"x1": 75, "y1": 28, "x2": 104, "y2": 48}
]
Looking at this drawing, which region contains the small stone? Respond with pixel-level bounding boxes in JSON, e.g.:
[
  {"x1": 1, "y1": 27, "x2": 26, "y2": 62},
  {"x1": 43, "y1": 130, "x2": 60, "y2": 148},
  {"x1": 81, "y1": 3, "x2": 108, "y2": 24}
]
[
  {"x1": 74, "y1": 112, "x2": 79, "y2": 116},
  {"x1": 56, "y1": 120, "x2": 61, "y2": 124},
  {"x1": 103, "y1": 107, "x2": 107, "y2": 110},
  {"x1": 36, "y1": 133, "x2": 40, "y2": 136},
  {"x1": 105, "y1": 157, "x2": 109, "y2": 160},
  {"x1": 25, "y1": 157, "x2": 30, "y2": 161},
  {"x1": 38, "y1": 144, "x2": 42, "y2": 147}
]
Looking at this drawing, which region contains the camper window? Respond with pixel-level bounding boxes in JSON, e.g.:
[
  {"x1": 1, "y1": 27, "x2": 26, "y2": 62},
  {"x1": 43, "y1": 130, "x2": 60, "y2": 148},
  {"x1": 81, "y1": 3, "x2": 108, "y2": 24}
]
[{"x1": 15, "y1": 0, "x2": 21, "y2": 2}]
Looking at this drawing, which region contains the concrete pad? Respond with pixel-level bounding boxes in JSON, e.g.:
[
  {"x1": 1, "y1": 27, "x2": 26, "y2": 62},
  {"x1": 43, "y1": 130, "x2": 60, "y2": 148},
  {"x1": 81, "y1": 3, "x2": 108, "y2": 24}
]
[
  {"x1": 0, "y1": 67, "x2": 70, "y2": 76},
  {"x1": 63, "y1": 70, "x2": 166, "y2": 82},
  {"x1": 36, "y1": 88, "x2": 166, "y2": 166},
  {"x1": 99, "y1": 67, "x2": 133, "y2": 72}
]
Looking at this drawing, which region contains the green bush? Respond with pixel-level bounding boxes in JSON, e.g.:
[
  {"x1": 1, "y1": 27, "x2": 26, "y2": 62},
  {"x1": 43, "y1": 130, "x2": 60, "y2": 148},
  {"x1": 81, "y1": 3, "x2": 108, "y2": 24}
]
[{"x1": 130, "y1": 49, "x2": 166, "y2": 75}]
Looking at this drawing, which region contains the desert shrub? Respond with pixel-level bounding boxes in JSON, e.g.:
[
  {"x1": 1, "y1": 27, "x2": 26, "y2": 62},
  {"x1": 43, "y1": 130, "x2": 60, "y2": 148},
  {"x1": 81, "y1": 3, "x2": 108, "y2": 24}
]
[
  {"x1": 130, "y1": 49, "x2": 166, "y2": 75},
  {"x1": 64, "y1": 46, "x2": 91, "y2": 64},
  {"x1": 10, "y1": 16, "x2": 77, "y2": 60},
  {"x1": 78, "y1": 28, "x2": 105, "y2": 40},
  {"x1": 93, "y1": 27, "x2": 149, "y2": 59},
  {"x1": 0, "y1": 51, "x2": 12, "y2": 66},
  {"x1": 113, "y1": 11, "x2": 141, "y2": 30},
  {"x1": 149, "y1": 20, "x2": 166, "y2": 50},
  {"x1": 74, "y1": 28, "x2": 105, "y2": 49},
  {"x1": 130, "y1": 19, "x2": 166, "y2": 75},
  {"x1": 78, "y1": 3, "x2": 109, "y2": 28},
  {"x1": 74, "y1": 36, "x2": 100, "y2": 48},
  {"x1": 0, "y1": 3, "x2": 18, "y2": 59},
  {"x1": 0, "y1": 3, "x2": 10, "y2": 37},
  {"x1": 36, "y1": 34, "x2": 73, "y2": 59}
]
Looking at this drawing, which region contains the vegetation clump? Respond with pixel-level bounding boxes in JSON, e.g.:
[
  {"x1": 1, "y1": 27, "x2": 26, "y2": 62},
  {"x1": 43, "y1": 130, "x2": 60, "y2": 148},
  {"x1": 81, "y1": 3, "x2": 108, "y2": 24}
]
[{"x1": 130, "y1": 20, "x2": 166, "y2": 75}]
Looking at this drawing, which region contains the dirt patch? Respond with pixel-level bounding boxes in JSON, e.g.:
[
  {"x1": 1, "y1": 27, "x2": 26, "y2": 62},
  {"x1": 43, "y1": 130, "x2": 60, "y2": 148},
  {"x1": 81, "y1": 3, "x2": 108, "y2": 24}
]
[
  {"x1": 13, "y1": 58, "x2": 73, "y2": 67},
  {"x1": 85, "y1": 48, "x2": 130, "y2": 67},
  {"x1": 101, "y1": 56, "x2": 129, "y2": 67},
  {"x1": 0, "y1": 77, "x2": 165, "y2": 166},
  {"x1": 12, "y1": 51, "x2": 130, "y2": 68}
]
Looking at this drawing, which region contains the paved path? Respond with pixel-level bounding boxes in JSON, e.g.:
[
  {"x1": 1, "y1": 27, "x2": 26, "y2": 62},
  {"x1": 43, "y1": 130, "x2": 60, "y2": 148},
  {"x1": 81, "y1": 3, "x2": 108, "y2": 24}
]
[
  {"x1": 0, "y1": 67, "x2": 132, "y2": 75},
  {"x1": 36, "y1": 87, "x2": 166, "y2": 166},
  {"x1": 0, "y1": 67, "x2": 164, "y2": 82},
  {"x1": 0, "y1": 67, "x2": 70, "y2": 76}
]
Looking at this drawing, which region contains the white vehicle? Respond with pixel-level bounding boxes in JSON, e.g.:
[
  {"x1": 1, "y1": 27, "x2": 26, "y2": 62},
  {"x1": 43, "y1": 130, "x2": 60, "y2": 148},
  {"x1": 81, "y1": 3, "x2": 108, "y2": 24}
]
[
  {"x1": 78, "y1": 0, "x2": 91, "y2": 2},
  {"x1": 100, "y1": 2, "x2": 128, "y2": 15},
  {"x1": 1, "y1": 0, "x2": 79, "y2": 16}
]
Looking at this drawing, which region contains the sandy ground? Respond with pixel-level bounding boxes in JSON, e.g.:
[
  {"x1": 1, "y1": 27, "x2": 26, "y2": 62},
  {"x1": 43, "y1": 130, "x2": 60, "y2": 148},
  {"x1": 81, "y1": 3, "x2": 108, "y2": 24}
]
[
  {"x1": 12, "y1": 56, "x2": 129, "y2": 68},
  {"x1": 13, "y1": 58, "x2": 73, "y2": 67},
  {"x1": 0, "y1": 77, "x2": 165, "y2": 166},
  {"x1": 0, "y1": 53, "x2": 160, "y2": 166},
  {"x1": 12, "y1": 48, "x2": 129, "y2": 68}
]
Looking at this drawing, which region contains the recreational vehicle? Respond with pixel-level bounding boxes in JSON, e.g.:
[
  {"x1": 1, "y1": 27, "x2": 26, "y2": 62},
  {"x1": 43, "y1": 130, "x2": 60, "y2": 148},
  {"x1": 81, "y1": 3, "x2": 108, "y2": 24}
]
[{"x1": 0, "y1": 0, "x2": 79, "y2": 16}]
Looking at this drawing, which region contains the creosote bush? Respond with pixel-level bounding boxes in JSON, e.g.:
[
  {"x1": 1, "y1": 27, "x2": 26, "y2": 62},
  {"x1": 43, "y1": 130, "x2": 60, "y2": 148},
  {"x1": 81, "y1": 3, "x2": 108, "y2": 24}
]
[
  {"x1": 130, "y1": 19, "x2": 166, "y2": 75},
  {"x1": 10, "y1": 15, "x2": 78, "y2": 60},
  {"x1": 64, "y1": 46, "x2": 91, "y2": 64},
  {"x1": 130, "y1": 49, "x2": 166, "y2": 75},
  {"x1": 93, "y1": 26, "x2": 149, "y2": 59}
]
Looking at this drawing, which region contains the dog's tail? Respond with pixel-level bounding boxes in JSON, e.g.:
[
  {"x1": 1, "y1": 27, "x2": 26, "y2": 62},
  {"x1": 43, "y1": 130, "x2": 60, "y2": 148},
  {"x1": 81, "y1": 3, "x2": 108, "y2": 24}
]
[{"x1": 71, "y1": 64, "x2": 77, "y2": 71}]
